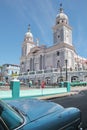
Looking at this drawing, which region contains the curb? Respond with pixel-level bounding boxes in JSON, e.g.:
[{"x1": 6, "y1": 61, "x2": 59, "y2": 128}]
[{"x1": 37, "y1": 91, "x2": 78, "y2": 100}]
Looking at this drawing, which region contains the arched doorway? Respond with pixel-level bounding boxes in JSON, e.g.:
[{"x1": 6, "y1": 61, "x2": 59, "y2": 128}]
[
  {"x1": 57, "y1": 76, "x2": 64, "y2": 83},
  {"x1": 71, "y1": 76, "x2": 79, "y2": 82}
]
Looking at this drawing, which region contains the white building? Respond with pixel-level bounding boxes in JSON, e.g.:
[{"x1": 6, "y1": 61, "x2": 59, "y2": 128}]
[
  {"x1": 20, "y1": 5, "x2": 87, "y2": 84},
  {"x1": 2, "y1": 64, "x2": 20, "y2": 81}
]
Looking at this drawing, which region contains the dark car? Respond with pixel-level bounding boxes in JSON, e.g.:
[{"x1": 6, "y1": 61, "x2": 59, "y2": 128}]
[{"x1": 0, "y1": 98, "x2": 82, "y2": 130}]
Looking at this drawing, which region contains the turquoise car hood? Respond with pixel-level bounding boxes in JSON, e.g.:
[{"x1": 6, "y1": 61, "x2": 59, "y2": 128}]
[{"x1": 6, "y1": 99, "x2": 64, "y2": 121}]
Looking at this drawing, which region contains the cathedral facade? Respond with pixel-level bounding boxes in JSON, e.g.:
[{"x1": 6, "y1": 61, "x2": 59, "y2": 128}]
[{"x1": 20, "y1": 5, "x2": 87, "y2": 84}]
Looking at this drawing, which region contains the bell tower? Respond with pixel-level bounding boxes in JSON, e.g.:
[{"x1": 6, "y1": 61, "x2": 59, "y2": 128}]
[
  {"x1": 22, "y1": 25, "x2": 35, "y2": 57},
  {"x1": 53, "y1": 4, "x2": 72, "y2": 45}
]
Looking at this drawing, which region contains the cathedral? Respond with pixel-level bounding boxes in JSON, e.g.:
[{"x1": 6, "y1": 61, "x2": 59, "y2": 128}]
[{"x1": 20, "y1": 5, "x2": 87, "y2": 84}]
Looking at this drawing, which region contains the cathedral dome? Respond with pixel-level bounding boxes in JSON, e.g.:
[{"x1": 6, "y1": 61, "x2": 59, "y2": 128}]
[
  {"x1": 56, "y1": 4, "x2": 69, "y2": 25},
  {"x1": 24, "y1": 25, "x2": 33, "y2": 42},
  {"x1": 56, "y1": 12, "x2": 68, "y2": 20},
  {"x1": 25, "y1": 25, "x2": 33, "y2": 38},
  {"x1": 25, "y1": 31, "x2": 33, "y2": 38}
]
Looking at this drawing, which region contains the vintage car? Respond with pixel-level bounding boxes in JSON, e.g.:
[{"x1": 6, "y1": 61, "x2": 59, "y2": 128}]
[{"x1": 0, "y1": 98, "x2": 82, "y2": 130}]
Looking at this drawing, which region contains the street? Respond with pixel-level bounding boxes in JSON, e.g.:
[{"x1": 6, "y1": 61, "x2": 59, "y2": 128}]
[{"x1": 51, "y1": 90, "x2": 87, "y2": 129}]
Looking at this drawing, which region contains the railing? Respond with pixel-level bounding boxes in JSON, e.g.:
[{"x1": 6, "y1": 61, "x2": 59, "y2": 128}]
[
  {"x1": 71, "y1": 82, "x2": 87, "y2": 86},
  {"x1": 29, "y1": 71, "x2": 35, "y2": 74},
  {"x1": 44, "y1": 69, "x2": 53, "y2": 73},
  {"x1": 20, "y1": 68, "x2": 87, "y2": 76},
  {"x1": 36, "y1": 70, "x2": 44, "y2": 74}
]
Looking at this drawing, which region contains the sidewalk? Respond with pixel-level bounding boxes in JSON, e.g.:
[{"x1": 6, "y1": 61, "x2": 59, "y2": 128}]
[
  {"x1": 0, "y1": 86, "x2": 87, "y2": 100},
  {"x1": 0, "y1": 86, "x2": 67, "y2": 99},
  {"x1": 37, "y1": 86, "x2": 87, "y2": 100}
]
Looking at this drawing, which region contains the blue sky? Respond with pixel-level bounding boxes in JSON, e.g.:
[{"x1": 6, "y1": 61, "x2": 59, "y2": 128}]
[{"x1": 0, "y1": 0, "x2": 87, "y2": 65}]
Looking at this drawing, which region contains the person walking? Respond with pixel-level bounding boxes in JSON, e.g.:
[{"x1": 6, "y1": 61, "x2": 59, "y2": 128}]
[
  {"x1": 41, "y1": 81, "x2": 45, "y2": 88},
  {"x1": 41, "y1": 81, "x2": 45, "y2": 95},
  {"x1": 29, "y1": 80, "x2": 32, "y2": 87}
]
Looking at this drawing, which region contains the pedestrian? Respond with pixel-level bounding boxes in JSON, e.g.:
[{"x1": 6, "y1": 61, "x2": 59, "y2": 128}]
[
  {"x1": 41, "y1": 81, "x2": 45, "y2": 88},
  {"x1": 29, "y1": 80, "x2": 32, "y2": 87}
]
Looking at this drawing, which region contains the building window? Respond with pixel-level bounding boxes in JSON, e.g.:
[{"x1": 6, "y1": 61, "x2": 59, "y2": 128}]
[
  {"x1": 40, "y1": 55, "x2": 42, "y2": 70},
  {"x1": 21, "y1": 62, "x2": 24, "y2": 65},
  {"x1": 57, "y1": 51, "x2": 60, "y2": 56},
  {"x1": 30, "y1": 58, "x2": 33, "y2": 71},
  {"x1": 27, "y1": 69, "x2": 30, "y2": 72},
  {"x1": 58, "y1": 35, "x2": 60, "y2": 38}
]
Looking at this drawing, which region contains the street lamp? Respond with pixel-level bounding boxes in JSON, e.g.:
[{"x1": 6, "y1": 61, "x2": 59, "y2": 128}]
[{"x1": 65, "y1": 59, "x2": 68, "y2": 81}]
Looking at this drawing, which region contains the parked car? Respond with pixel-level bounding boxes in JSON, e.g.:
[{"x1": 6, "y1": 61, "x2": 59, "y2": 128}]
[{"x1": 0, "y1": 99, "x2": 82, "y2": 130}]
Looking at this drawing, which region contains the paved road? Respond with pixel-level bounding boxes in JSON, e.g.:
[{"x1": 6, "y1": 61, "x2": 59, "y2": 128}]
[{"x1": 51, "y1": 90, "x2": 87, "y2": 129}]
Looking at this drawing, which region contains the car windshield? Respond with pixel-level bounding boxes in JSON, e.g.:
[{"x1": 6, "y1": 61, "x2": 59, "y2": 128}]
[{"x1": 0, "y1": 100, "x2": 24, "y2": 130}]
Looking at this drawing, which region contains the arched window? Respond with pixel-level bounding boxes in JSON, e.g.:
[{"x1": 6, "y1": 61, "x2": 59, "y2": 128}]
[
  {"x1": 40, "y1": 55, "x2": 42, "y2": 70},
  {"x1": 30, "y1": 58, "x2": 33, "y2": 71},
  {"x1": 57, "y1": 51, "x2": 60, "y2": 56}
]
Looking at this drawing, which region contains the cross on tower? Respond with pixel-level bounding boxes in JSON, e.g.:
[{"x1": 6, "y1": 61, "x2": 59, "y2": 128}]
[{"x1": 28, "y1": 24, "x2": 30, "y2": 32}]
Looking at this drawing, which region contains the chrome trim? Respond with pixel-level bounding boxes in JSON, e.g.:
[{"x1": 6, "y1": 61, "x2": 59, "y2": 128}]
[
  {"x1": 0, "y1": 117, "x2": 9, "y2": 130},
  {"x1": 13, "y1": 111, "x2": 27, "y2": 130}
]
